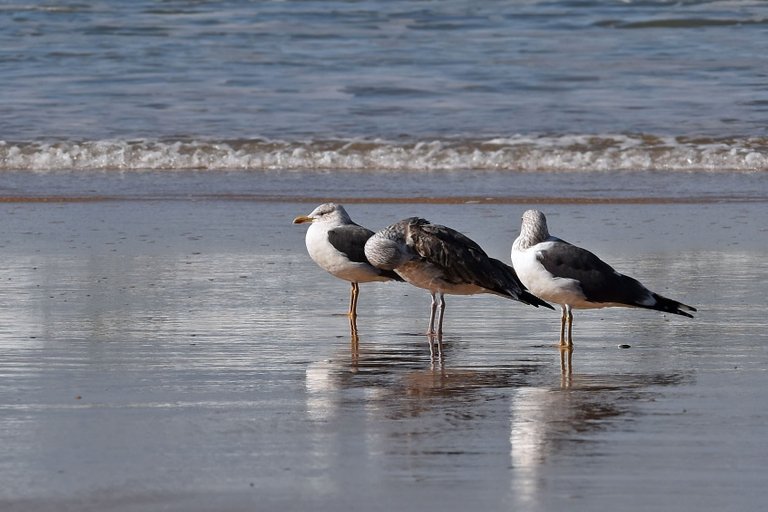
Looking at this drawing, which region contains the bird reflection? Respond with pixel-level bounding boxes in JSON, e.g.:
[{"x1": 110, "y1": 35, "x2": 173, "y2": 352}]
[
  {"x1": 508, "y1": 370, "x2": 690, "y2": 508},
  {"x1": 560, "y1": 345, "x2": 573, "y2": 379},
  {"x1": 400, "y1": 362, "x2": 536, "y2": 400},
  {"x1": 305, "y1": 359, "x2": 340, "y2": 423},
  {"x1": 303, "y1": 333, "x2": 689, "y2": 502},
  {"x1": 348, "y1": 319, "x2": 360, "y2": 362},
  {"x1": 427, "y1": 333, "x2": 444, "y2": 361},
  {"x1": 305, "y1": 340, "x2": 541, "y2": 423}
]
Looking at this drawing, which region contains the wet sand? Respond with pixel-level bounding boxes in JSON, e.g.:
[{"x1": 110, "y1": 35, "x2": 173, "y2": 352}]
[{"x1": 0, "y1": 194, "x2": 767, "y2": 511}]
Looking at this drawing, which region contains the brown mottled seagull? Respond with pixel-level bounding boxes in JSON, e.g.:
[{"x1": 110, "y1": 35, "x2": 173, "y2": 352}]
[
  {"x1": 511, "y1": 209, "x2": 696, "y2": 348},
  {"x1": 364, "y1": 216, "x2": 552, "y2": 337}
]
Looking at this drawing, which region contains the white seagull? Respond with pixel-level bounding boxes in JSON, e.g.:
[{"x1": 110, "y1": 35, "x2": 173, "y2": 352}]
[
  {"x1": 511, "y1": 209, "x2": 696, "y2": 348},
  {"x1": 364, "y1": 217, "x2": 552, "y2": 336},
  {"x1": 293, "y1": 203, "x2": 402, "y2": 327}
]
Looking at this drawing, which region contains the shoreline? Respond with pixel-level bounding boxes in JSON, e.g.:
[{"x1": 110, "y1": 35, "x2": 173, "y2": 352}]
[{"x1": 1, "y1": 193, "x2": 766, "y2": 205}]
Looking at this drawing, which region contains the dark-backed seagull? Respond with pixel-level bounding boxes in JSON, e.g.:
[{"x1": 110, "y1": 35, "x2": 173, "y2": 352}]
[
  {"x1": 293, "y1": 203, "x2": 402, "y2": 326},
  {"x1": 511, "y1": 209, "x2": 696, "y2": 348},
  {"x1": 364, "y1": 217, "x2": 552, "y2": 336}
]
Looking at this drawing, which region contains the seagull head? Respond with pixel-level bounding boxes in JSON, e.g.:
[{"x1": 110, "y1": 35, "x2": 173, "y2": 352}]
[
  {"x1": 293, "y1": 202, "x2": 352, "y2": 226},
  {"x1": 364, "y1": 218, "x2": 419, "y2": 270},
  {"x1": 519, "y1": 209, "x2": 550, "y2": 243}
]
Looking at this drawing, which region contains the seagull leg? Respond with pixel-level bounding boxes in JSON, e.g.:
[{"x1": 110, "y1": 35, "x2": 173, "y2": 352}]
[
  {"x1": 427, "y1": 292, "x2": 438, "y2": 335},
  {"x1": 436, "y1": 293, "x2": 446, "y2": 337},
  {"x1": 559, "y1": 304, "x2": 574, "y2": 375},
  {"x1": 348, "y1": 282, "x2": 359, "y2": 320}
]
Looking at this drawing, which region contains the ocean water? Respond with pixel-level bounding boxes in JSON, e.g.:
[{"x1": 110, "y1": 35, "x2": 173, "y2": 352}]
[{"x1": 2, "y1": 0, "x2": 768, "y2": 174}]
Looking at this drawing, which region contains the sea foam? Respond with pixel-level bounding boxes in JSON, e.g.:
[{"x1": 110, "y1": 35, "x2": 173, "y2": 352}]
[{"x1": 1, "y1": 135, "x2": 766, "y2": 172}]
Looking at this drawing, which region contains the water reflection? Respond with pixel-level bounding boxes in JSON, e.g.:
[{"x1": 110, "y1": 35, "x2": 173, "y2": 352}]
[
  {"x1": 305, "y1": 336, "x2": 691, "y2": 496},
  {"x1": 509, "y1": 370, "x2": 691, "y2": 508},
  {"x1": 560, "y1": 346, "x2": 573, "y2": 377}
]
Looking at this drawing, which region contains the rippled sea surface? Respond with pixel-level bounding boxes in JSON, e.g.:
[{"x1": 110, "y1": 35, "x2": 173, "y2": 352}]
[{"x1": 2, "y1": 0, "x2": 768, "y2": 172}]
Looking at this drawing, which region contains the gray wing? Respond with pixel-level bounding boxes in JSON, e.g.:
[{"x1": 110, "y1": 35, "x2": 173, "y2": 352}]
[
  {"x1": 536, "y1": 239, "x2": 653, "y2": 305},
  {"x1": 328, "y1": 223, "x2": 403, "y2": 281},
  {"x1": 327, "y1": 224, "x2": 375, "y2": 264}
]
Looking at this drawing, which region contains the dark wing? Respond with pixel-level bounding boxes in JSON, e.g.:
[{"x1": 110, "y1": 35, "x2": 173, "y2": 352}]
[
  {"x1": 407, "y1": 221, "x2": 551, "y2": 307},
  {"x1": 414, "y1": 221, "x2": 488, "y2": 257},
  {"x1": 487, "y1": 258, "x2": 554, "y2": 309},
  {"x1": 328, "y1": 223, "x2": 403, "y2": 281},
  {"x1": 536, "y1": 239, "x2": 656, "y2": 306},
  {"x1": 406, "y1": 220, "x2": 496, "y2": 284},
  {"x1": 327, "y1": 223, "x2": 374, "y2": 263}
]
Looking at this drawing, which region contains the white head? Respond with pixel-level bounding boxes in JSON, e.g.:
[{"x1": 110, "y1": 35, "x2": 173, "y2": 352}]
[{"x1": 293, "y1": 202, "x2": 352, "y2": 226}]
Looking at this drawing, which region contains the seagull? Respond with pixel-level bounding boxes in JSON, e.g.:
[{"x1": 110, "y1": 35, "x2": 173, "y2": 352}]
[
  {"x1": 293, "y1": 203, "x2": 402, "y2": 328},
  {"x1": 511, "y1": 209, "x2": 696, "y2": 348},
  {"x1": 364, "y1": 217, "x2": 552, "y2": 336}
]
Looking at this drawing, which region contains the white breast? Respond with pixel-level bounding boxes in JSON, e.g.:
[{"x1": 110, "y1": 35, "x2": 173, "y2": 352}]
[
  {"x1": 305, "y1": 222, "x2": 387, "y2": 283},
  {"x1": 512, "y1": 242, "x2": 592, "y2": 308}
]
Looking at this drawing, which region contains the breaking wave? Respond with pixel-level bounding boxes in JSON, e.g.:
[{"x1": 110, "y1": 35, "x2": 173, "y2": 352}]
[{"x1": 1, "y1": 135, "x2": 766, "y2": 173}]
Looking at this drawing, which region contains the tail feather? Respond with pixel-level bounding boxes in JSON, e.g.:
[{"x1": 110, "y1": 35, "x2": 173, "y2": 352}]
[
  {"x1": 646, "y1": 293, "x2": 696, "y2": 318},
  {"x1": 487, "y1": 258, "x2": 555, "y2": 310},
  {"x1": 518, "y1": 289, "x2": 555, "y2": 310}
]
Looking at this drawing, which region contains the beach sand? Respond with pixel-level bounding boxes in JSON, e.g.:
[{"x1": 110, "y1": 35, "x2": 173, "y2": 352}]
[{"x1": 0, "y1": 195, "x2": 766, "y2": 511}]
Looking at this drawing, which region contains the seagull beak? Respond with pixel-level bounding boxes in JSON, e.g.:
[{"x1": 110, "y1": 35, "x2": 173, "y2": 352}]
[{"x1": 293, "y1": 215, "x2": 314, "y2": 224}]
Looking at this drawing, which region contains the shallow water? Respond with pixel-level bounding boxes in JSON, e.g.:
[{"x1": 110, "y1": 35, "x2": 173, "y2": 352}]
[{"x1": 0, "y1": 198, "x2": 766, "y2": 511}]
